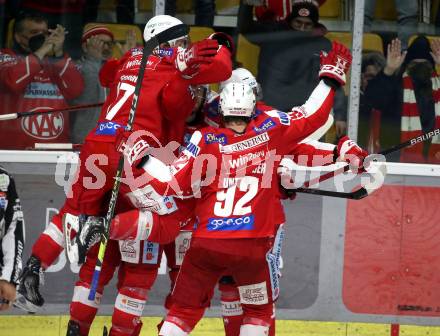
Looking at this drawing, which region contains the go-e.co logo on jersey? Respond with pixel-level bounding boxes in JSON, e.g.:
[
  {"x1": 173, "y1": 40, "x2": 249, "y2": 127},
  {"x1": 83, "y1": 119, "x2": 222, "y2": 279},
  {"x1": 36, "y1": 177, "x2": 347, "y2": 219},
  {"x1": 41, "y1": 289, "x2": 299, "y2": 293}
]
[
  {"x1": 207, "y1": 214, "x2": 255, "y2": 231},
  {"x1": 21, "y1": 112, "x2": 64, "y2": 140}
]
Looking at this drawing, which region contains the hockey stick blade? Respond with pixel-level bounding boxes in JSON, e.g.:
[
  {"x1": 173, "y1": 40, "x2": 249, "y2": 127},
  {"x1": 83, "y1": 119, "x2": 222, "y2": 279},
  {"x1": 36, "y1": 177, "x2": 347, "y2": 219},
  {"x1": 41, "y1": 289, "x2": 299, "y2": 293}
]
[
  {"x1": 293, "y1": 128, "x2": 439, "y2": 197},
  {"x1": 87, "y1": 24, "x2": 188, "y2": 301},
  {"x1": 292, "y1": 160, "x2": 388, "y2": 199},
  {"x1": 294, "y1": 186, "x2": 368, "y2": 199}
]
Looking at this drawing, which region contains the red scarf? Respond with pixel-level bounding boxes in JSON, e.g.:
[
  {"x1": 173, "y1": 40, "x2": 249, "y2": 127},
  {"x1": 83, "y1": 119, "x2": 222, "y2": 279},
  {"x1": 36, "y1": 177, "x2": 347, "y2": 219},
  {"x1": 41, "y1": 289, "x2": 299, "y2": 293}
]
[{"x1": 401, "y1": 72, "x2": 440, "y2": 163}]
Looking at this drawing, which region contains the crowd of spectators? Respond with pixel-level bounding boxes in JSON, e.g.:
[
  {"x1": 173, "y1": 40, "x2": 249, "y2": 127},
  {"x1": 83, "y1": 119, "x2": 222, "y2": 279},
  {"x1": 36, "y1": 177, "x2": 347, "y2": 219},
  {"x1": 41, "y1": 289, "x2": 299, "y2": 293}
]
[{"x1": 0, "y1": 0, "x2": 439, "y2": 163}]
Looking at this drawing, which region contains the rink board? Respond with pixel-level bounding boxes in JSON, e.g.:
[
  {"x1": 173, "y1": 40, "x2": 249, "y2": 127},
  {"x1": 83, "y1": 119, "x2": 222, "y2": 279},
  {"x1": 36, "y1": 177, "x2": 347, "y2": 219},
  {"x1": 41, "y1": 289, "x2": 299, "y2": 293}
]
[{"x1": 1, "y1": 152, "x2": 440, "y2": 328}]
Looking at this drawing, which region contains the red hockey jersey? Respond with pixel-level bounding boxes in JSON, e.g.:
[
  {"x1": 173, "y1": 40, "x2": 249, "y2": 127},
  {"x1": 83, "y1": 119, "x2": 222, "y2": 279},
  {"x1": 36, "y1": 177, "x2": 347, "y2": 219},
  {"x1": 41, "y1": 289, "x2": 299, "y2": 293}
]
[
  {"x1": 0, "y1": 50, "x2": 84, "y2": 149},
  {"x1": 143, "y1": 80, "x2": 335, "y2": 239},
  {"x1": 86, "y1": 46, "x2": 232, "y2": 146}
]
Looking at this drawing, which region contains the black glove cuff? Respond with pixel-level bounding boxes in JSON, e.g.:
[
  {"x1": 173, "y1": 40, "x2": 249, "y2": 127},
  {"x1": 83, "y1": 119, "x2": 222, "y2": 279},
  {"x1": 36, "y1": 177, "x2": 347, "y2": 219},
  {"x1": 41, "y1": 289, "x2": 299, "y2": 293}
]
[
  {"x1": 135, "y1": 153, "x2": 150, "y2": 169},
  {"x1": 333, "y1": 146, "x2": 338, "y2": 163},
  {"x1": 322, "y1": 77, "x2": 341, "y2": 89}
]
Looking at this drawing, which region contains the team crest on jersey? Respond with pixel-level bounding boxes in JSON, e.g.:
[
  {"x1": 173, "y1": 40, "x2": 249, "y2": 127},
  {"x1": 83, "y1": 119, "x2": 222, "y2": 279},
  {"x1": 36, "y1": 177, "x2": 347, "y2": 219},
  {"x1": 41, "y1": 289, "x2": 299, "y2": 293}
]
[
  {"x1": 253, "y1": 118, "x2": 275, "y2": 133},
  {"x1": 21, "y1": 112, "x2": 64, "y2": 140},
  {"x1": 204, "y1": 133, "x2": 227, "y2": 145},
  {"x1": 220, "y1": 132, "x2": 269, "y2": 154}
]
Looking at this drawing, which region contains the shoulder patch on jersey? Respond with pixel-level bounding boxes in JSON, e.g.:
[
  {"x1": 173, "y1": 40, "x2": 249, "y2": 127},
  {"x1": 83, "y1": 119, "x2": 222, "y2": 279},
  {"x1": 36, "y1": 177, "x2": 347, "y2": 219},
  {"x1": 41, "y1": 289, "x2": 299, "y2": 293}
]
[
  {"x1": 253, "y1": 118, "x2": 276, "y2": 133},
  {"x1": 204, "y1": 132, "x2": 227, "y2": 145},
  {"x1": 130, "y1": 47, "x2": 143, "y2": 56},
  {"x1": 155, "y1": 48, "x2": 174, "y2": 57},
  {"x1": 220, "y1": 132, "x2": 269, "y2": 154},
  {"x1": 95, "y1": 121, "x2": 124, "y2": 136},
  {"x1": 0, "y1": 173, "x2": 10, "y2": 192},
  {"x1": 265, "y1": 110, "x2": 290, "y2": 125}
]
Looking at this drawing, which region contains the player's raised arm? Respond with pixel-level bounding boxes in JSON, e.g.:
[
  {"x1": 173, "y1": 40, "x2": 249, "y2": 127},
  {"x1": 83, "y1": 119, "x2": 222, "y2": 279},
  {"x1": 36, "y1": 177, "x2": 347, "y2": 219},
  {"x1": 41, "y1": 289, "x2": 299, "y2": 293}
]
[
  {"x1": 117, "y1": 128, "x2": 206, "y2": 198},
  {"x1": 282, "y1": 41, "x2": 352, "y2": 144}
]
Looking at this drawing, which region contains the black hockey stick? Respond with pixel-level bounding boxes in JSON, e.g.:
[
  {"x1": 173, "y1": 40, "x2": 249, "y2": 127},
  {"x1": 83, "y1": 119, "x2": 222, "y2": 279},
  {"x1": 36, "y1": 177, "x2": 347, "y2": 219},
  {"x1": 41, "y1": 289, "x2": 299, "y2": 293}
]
[
  {"x1": 88, "y1": 23, "x2": 189, "y2": 300},
  {"x1": 0, "y1": 102, "x2": 104, "y2": 121},
  {"x1": 289, "y1": 127, "x2": 440, "y2": 199}
]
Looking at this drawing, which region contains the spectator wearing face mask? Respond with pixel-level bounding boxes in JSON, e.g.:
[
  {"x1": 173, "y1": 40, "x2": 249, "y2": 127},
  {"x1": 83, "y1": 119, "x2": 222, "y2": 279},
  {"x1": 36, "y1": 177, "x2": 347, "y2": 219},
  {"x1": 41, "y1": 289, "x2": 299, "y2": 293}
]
[
  {"x1": 238, "y1": 0, "x2": 348, "y2": 138},
  {"x1": 18, "y1": 0, "x2": 86, "y2": 59},
  {"x1": 0, "y1": 11, "x2": 84, "y2": 149},
  {"x1": 365, "y1": 36, "x2": 440, "y2": 163}
]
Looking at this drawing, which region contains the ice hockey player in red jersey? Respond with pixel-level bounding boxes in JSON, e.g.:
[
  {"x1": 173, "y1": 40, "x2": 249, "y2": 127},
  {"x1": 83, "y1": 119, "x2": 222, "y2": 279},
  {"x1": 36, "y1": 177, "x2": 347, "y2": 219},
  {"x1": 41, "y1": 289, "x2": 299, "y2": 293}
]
[
  {"x1": 73, "y1": 41, "x2": 352, "y2": 336},
  {"x1": 16, "y1": 14, "x2": 231, "y2": 324},
  {"x1": 63, "y1": 19, "x2": 232, "y2": 336},
  {"x1": 156, "y1": 67, "x2": 368, "y2": 336}
]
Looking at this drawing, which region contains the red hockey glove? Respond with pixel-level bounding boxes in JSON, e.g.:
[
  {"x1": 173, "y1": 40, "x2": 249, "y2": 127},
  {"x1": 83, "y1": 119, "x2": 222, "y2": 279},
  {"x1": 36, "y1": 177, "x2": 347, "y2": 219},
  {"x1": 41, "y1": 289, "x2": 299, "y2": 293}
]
[
  {"x1": 115, "y1": 127, "x2": 151, "y2": 168},
  {"x1": 335, "y1": 136, "x2": 369, "y2": 172},
  {"x1": 175, "y1": 39, "x2": 219, "y2": 79},
  {"x1": 319, "y1": 41, "x2": 352, "y2": 87}
]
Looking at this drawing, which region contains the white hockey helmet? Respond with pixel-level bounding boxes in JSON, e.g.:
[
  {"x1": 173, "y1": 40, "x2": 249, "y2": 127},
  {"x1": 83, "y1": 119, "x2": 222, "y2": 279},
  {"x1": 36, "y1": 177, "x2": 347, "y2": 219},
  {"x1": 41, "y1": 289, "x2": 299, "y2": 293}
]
[
  {"x1": 219, "y1": 82, "x2": 256, "y2": 118},
  {"x1": 143, "y1": 15, "x2": 188, "y2": 47},
  {"x1": 219, "y1": 68, "x2": 263, "y2": 100}
]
